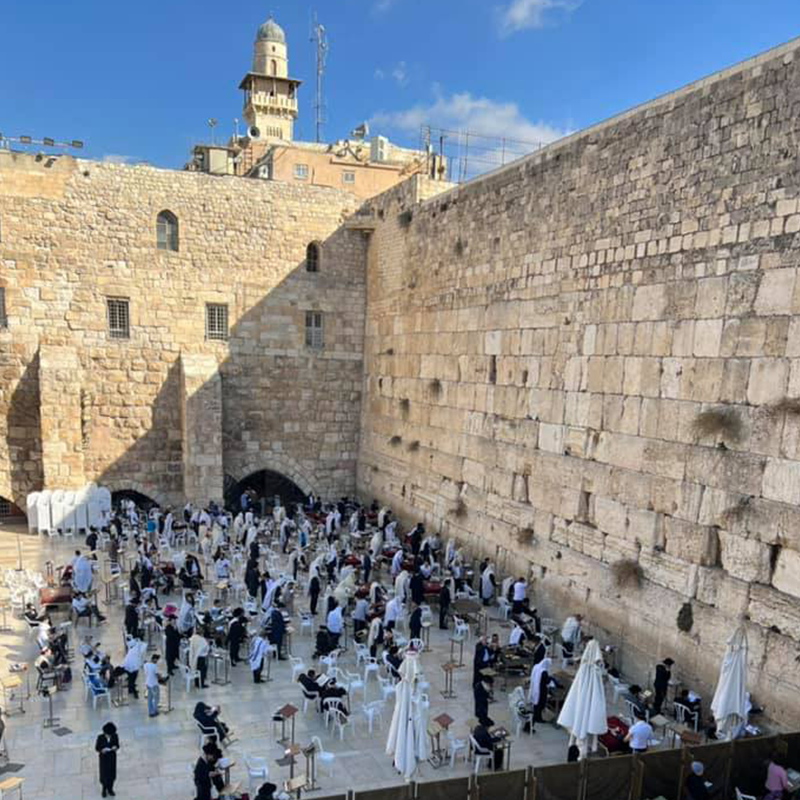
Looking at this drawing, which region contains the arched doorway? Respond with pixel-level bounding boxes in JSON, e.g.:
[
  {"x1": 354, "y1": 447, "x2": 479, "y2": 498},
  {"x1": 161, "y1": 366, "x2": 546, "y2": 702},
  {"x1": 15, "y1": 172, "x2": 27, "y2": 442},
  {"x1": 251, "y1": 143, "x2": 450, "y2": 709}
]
[
  {"x1": 111, "y1": 489, "x2": 160, "y2": 511},
  {"x1": 226, "y1": 470, "x2": 307, "y2": 515},
  {"x1": 0, "y1": 495, "x2": 25, "y2": 521}
]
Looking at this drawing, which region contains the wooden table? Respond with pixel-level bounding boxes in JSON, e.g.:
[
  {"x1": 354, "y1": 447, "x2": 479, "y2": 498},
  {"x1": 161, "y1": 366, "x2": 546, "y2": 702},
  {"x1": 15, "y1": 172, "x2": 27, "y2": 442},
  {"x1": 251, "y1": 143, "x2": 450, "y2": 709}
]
[
  {"x1": 0, "y1": 776, "x2": 24, "y2": 800},
  {"x1": 276, "y1": 703, "x2": 299, "y2": 744},
  {"x1": 1, "y1": 676, "x2": 24, "y2": 715},
  {"x1": 441, "y1": 662, "x2": 458, "y2": 699},
  {"x1": 667, "y1": 723, "x2": 702, "y2": 748}
]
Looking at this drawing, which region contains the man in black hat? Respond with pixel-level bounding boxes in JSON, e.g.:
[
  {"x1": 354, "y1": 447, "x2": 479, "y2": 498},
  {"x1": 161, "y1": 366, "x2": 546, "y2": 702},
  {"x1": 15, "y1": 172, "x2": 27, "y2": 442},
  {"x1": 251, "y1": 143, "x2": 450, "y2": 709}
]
[{"x1": 653, "y1": 657, "x2": 674, "y2": 714}]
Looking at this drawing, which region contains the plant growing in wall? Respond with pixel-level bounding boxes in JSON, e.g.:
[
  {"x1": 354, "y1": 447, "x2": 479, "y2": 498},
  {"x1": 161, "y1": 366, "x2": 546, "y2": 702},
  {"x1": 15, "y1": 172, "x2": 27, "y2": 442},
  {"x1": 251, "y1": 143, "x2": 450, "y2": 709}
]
[
  {"x1": 407, "y1": 440, "x2": 420, "y2": 452},
  {"x1": 516, "y1": 526, "x2": 535, "y2": 545},
  {"x1": 451, "y1": 499, "x2": 468, "y2": 519},
  {"x1": 677, "y1": 602, "x2": 694, "y2": 633},
  {"x1": 610, "y1": 558, "x2": 643, "y2": 588},
  {"x1": 768, "y1": 396, "x2": 800, "y2": 416},
  {"x1": 691, "y1": 406, "x2": 744, "y2": 445}
]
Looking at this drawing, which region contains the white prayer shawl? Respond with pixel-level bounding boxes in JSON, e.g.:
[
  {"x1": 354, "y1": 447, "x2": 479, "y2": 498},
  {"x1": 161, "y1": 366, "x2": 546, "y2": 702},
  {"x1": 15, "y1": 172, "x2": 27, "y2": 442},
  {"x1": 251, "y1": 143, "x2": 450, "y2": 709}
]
[
  {"x1": 391, "y1": 550, "x2": 404, "y2": 577},
  {"x1": 446, "y1": 539, "x2": 456, "y2": 566},
  {"x1": 121, "y1": 640, "x2": 146, "y2": 672},
  {"x1": 370, "y1": 530, "x2": 383, "y2": 557},
  {"x1": 262, "y1": 579, "x2": 278, "y2": 611},
  {"x1": 480, "y1": 566, "x2": 495, "y2": 600},
  {"x1": 211, "y1": 524, "x2": 224, "y2": 550},
  {"x1": 334, "y1": 571, "x2": 355, "y2": 607},
  {"x1": 369, "y1": 582, "x2": 382, "y2": 604},
  {"x1": 249, "y1": 636, "x2": 268, "y2": 671},
  {"x1": 325, "y1": 512, "x2": 335, "y2": 536},
  {"x1": 368, "y1": 616, "x2": 383, "y2": 648},
  {"x1": 245, "y1": 511, "x2": 254, "y2": 527},
  {"x1": 530, "y1": 657, "x2": 552, "y2": 706},
  {"x1": 349, "y1": 511, "x2": 359, "y2": 533},
  {"x1": 501, "y1": 576, "x2": 514, "y2": 601},
  {"x1": 509, "y1": 625, "x2": 524, "y2": 647},
  {"x1": 177, "y1": 600, "x2": 195, "y2": 634},
  {"x1": 561, "y1": 616, "x2": 581, "y2": 645},
  {"x1": 73, "y1": 555, "x2": 93, "y2": 593},
  {"x1": 394, "y1": 570, "x2": 410, "y2": 603},
  {"x1": 385, "y1": 520, "x2": 398, "y2": 544},
  {"x1": 378, "y1": 507, "x2": 388, "y2": 529},
  {"x1": 163, "y1": 512, "x2": 174, "y2": 541},
  {"x1": 246, "y1": 525, "x2": 258, "y2": 550},
  {"x1": 233, "y1": 513, "x2": 244, "y2": 536}
]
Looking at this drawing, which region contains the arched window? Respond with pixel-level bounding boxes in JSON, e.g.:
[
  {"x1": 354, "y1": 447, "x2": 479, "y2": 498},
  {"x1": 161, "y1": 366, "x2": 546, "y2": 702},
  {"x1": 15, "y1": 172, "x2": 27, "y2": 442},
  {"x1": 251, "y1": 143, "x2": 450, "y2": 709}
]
[
  {"x1": 270, "y1": 59, "x2": 278, "y2": 76},
  {"x1": 156, "y1": 210, "x2": 179, "y2": 251},
  {"x1": 306, "y1": 242, "x2": 320, "y2": 273}
]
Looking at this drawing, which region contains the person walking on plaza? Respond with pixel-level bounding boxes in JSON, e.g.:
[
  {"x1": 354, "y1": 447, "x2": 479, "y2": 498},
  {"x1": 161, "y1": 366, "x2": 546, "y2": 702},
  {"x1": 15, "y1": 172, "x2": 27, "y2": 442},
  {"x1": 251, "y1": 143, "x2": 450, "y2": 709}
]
[
  {"x1": 95, "y1": 721, "x2": 120, "y2": 797},
  {"x1": 164, "y1": 615, "x2": 181, "y2": 676},
  {"x1": 144, "y1": 653, "x2": 162, "y2": 717}
]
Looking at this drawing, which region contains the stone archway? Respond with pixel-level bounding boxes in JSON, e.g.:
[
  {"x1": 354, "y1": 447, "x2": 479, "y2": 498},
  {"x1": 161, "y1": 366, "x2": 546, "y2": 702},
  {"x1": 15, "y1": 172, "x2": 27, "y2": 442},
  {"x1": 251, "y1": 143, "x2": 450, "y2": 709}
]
[
  {"x1": 231, "y1": 453, "x2": 317, "y2": 498},
  {"x1": 100, "y1": 480, "x2": 172, "y2": 510}
]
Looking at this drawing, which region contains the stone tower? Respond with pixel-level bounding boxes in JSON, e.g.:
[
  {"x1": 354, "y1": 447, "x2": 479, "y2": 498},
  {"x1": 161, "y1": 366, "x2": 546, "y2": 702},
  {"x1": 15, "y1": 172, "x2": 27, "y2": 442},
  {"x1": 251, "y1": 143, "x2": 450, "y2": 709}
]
[{"x1": 239, "y1": 17, "x2": 302, "y2": 141}]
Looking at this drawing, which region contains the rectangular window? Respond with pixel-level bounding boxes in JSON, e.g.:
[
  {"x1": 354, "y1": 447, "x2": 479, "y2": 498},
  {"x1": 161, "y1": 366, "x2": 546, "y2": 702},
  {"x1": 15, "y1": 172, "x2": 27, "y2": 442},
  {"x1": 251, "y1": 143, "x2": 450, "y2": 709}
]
[
  {"x1": 0, "y1": 499, "x2": 11, "y2": 516},
  {"x1": 305, "y1": 311, "x2": 324, "y2": 349},
  {"x1": 294, "y1": 163, "x2": 309, "y2": 180},
  {"x1": 106, "y1": 297, "x2": 130, "y2": 339},
  {"x1": 342, "y1": 170, "x2": 356, "y2": 185},
  {"x1": 0, "y1": 287, "x2": 6, "y2": 328},
  {"x1": 205, "y1": 303, "x2": 229, "y2": 341}
]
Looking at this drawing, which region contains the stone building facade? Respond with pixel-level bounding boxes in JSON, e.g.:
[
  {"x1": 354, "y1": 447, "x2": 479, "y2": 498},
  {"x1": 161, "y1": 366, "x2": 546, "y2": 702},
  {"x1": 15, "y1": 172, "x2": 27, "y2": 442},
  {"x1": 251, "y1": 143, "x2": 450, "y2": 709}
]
[
  {"x1": 356, "y1": 38, "x2": 800, "y2": 725},
  {"x1": 0, "y1": 151, "x2": 365, "y2": 508},
  {"x1": 3, "y1": 33, "x2": 800, "y2": 724}
]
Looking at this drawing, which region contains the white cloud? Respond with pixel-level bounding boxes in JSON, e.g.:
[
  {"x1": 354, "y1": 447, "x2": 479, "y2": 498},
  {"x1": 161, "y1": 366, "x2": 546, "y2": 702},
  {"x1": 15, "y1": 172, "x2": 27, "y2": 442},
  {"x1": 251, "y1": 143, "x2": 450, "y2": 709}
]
[
  {"x1": 102, "y1": 154, "x2": 136, "y2": 165},
  {"x1": 391, "y1": 62, "x2": 408, "y2": 86},
  {"x1": 374, "y1": 68, "x2": 386, "y2": 80},
  {"x1": 498, "y1": 0, "x2": 582, "y2": 35},
  {"x1": 373, "y1": 0, "x2": 396, "y2": 13},
  {"x1": 371, "y1": 89, "x2": 570, "y2": 176}
]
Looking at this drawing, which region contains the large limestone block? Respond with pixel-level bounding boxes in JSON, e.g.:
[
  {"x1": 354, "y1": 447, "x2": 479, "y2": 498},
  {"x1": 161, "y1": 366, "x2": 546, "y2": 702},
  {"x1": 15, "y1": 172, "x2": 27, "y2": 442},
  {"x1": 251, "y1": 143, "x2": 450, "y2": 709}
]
[
  {"x1": 632, "y1": 284, "x2": 668, "y2": 321},
  {"x1": 664, "y1": 517, "x2": 719, "y2": 565},
  {"x1": 772, "y1": 547, "x2": 800, "y2": 599},
  {"x1": 694, "y1": 567, "x2": 750, "y2": 615},
  {"x1": 639, "y1": 549, "x2": 698, "y2": 595},
  {"x1": 718, "y1": 530, "x2": 772, "y2": 583},
  {"x1": 749, "y1": 584, "x2": 800, "y2": 641},
  {"x1": 762, "y1": 457, "x2": 800, "y2": 504},
  {"x1": 754, "y1": 268, "x2": 796, "y2": 315},
  {"x1": 593, "y1": 496, "x2": 628, "y2": 537},
  {"x1": 747, "y1": 358, "x2": 789, "y2": 405}
]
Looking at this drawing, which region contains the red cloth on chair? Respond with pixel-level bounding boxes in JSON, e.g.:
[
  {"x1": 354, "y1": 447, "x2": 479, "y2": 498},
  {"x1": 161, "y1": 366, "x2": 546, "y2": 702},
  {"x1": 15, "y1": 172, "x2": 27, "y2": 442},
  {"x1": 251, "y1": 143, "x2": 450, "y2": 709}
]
[
  {"x1": 39, "y1": 586, "x2": 73, "y2": 606},
  {"x1": 598, "y1": 716, "x2": 629, "y2": 753}
]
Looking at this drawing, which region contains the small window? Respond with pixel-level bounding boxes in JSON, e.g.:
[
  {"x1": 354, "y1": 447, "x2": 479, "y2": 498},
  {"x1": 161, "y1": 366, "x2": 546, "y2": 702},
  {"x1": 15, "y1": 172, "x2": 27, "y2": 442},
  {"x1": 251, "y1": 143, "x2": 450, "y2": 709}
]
[
  {"x1": 156, "y1": 210, "x2": 179, "y2": 251},
  {"x1": 342, "y1": 170, "x2": 356, "y2": 185},
  {"x1": 107, "y1": 297, "x2": 130, "y2": 339},
  {"x1": 205, "y1": 303, "x2": 229, "y2": 341},
  {"x1": 306, "y1": 242, "x2": 320, "y2": 273},
  {"x1": 271, "y1": 59, "x2": 278, "y2": 75},
  {"x1": 294, "y1": 164, "x2": 309, "y2": 181},
  {"x1": 0, "y1": 287, "x2": 6, "y2": 329},
  {"x1": 305, "y1": 311, "x2": 324, "y2": 349}
]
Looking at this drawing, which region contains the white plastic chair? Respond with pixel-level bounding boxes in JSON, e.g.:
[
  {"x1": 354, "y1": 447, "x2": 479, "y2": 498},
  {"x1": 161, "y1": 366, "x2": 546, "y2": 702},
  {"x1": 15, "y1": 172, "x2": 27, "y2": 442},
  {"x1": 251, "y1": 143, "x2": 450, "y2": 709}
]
[
  {"x1": 608, "y1": 675, "x2": 630, "y2": 709},
  {"x1": 244, "y1": 753, "x2": 269, "y2": 791},
  {"x1": 497, "y1": 597, "x2": 511, "y2": 621},
  {"x1": 196, "y1": 721, "x2": 217, "y2": 748},
  {"x1": 674, "y1": 702, "x2": 699, "y2": 732},
  {"x1": 447, "y1": 730, "x2": 468, "y2": 768},
  {"x1": 377, "y1": 675, "x2": 396, "y2": 701},
  {"x1": 311, "y1": 736, "x2": 335, "y2": 776},
  {"x1": 734, "y1": 789, "x2": 756, "y2": 800},
  {"x1": 180, "y1": 663, "x2": 201, "y2": 693},
  {"x1": 344, "y1": 670, "x2": 365, "y2": 701},
  {"x1": 361, "y1": 700, "x2": 385, "y2": 733},
  {"x1": 469, "y1": 734, "x2": 493, "y2": 774},
  {"x1": 299, "y1": 613, "x2": 314, "y2": 637},
  {"x1": 354, "y1": 643, "x2": 370, "y2": 666},
  {"x1": 364, "y1": 656, "x2": 380, "y2": 688},
  {"x1": 330, "y1": 706, "x2": 352, "y2": 740},
  {"x1": 289, "y1": 656, "x2": 306, "y2": 683}
]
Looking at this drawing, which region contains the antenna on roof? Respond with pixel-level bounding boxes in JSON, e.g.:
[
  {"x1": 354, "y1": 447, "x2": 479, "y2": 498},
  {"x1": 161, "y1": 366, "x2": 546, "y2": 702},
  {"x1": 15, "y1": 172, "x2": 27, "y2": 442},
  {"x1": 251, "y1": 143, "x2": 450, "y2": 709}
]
[{"x1": 310, "y1": 12, "x2": 328, "y2": 144}]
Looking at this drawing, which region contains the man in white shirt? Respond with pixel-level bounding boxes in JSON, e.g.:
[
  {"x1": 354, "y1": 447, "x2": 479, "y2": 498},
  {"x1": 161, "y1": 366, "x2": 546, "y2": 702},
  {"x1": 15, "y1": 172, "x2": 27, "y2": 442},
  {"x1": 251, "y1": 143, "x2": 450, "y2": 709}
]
[
  {"x1": 121, "y1": 639, "x2": 146, "y2": 699},
  {"x1": 144, "y1": 654, "x2": 162, "y2": 717},
  {"x1": 625, "y1": 712, "x2": 653, "y2": 753},
  {"x1": 391, "y1": 549, "x2": 404, "y2": 578},
  {"x1": 72, "y1": 592, "x2": 106, "y2": 624},
  {"x1": 512, "y1": 577, "x2": 527, "y2": 614},
  {"x1": 326, "y1": 601, "x2": 344, "y2": 648}
]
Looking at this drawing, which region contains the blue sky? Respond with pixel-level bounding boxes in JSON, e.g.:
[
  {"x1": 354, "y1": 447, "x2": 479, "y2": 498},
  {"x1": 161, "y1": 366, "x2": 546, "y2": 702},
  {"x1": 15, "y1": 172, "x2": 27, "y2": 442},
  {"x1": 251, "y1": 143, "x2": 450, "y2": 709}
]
[{"x1": 1, "y1": 0, "x2": 799, "y2": 172}]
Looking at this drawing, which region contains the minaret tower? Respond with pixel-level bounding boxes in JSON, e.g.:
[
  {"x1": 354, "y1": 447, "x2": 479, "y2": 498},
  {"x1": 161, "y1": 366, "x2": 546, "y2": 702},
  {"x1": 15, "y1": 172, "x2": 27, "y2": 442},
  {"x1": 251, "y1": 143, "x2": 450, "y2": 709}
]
[{"x1": 239, "y1": 17, "x2": 302, "y2": 141}]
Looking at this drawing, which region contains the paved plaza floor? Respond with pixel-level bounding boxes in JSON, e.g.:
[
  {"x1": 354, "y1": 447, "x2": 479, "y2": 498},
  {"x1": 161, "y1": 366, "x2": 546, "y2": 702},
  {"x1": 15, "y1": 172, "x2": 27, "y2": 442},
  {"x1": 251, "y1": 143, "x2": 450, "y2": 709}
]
[{"x1": 0, "y1": 521, "x2": 574, "y2": 800}]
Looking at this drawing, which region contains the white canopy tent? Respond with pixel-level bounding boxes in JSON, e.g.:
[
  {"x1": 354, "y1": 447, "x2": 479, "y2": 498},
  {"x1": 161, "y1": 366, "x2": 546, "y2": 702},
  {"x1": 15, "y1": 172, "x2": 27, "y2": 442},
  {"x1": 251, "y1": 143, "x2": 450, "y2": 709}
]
[
  {"x1": 710, "y1": 625, "x2": 749, "y2": 740},
  {"x1": 557, "y1": 638, "x2": 608, "y2": 759},
  {"x1": 386, "y1": 653, "x2": 425, "y2": 780}
]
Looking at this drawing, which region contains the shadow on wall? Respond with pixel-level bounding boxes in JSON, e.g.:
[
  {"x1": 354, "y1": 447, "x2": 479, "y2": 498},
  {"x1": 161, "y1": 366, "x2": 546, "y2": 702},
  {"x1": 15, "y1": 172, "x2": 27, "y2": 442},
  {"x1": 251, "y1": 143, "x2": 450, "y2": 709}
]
[{"x1": 58, "y1": 222, "x2": 368, "y2": 511}]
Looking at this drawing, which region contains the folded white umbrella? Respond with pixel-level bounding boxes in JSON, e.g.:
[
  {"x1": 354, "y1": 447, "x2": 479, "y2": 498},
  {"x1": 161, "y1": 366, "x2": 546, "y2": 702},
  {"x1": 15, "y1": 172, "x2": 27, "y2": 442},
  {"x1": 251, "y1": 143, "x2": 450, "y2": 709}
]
[
  {"x1": 557, "y1": 639, "x2": 608, "y2": 758},
  {"x1": 386, "y1": 654, "x2": 421, "y2": 779},
  {"x1": 710, "y1": 625, "x2": 748, "y2": 740}
]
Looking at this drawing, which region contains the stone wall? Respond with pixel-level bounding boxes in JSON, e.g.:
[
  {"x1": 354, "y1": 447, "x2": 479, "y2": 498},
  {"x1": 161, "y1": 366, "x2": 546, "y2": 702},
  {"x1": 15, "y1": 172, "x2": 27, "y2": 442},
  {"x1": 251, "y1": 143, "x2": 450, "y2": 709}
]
[
  {"x1": 0, "y1": 152, "x2": 365, "y2": 507},
  {"x1": 357, "y1": 40, "x2": 800, "y2": 725}
]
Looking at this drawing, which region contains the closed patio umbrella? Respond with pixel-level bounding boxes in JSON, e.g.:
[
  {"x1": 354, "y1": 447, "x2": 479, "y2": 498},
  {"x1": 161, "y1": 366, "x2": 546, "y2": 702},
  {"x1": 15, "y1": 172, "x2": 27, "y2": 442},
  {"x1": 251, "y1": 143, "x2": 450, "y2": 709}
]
[
  {"x1": 710, "y1": 625, "x2": 748, "y2": 740},
  {"x1": 386, "y1": 653, "x2": 421, "y2": 779},
  {"x1": 557, "y1": 639, "x2": 608, "y2": 758}
]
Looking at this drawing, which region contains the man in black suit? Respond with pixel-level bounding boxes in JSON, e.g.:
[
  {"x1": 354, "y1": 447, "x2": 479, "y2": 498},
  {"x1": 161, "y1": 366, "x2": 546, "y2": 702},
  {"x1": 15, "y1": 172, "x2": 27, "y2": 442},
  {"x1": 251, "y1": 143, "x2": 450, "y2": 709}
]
[
  {"x1": 473, "y1": 677, "x2": 494, "y2": 728},
  {"x1": 193, "y1": 744, "x2": 220, "y2": 800},
  {"x1": 164, "y1": 616, "x2": 181, "y2": 676},
  {"x1": 472, "y1": 723, "x2": 504, "y2": 770},
  {"x1": 653, "y1": 657, "x2": 674, "y2": 714},
  {"x1": 409, "y1": 604, "x2": 423, "y2": 642},
  {"x1": 439, "y1": 581, "x2": 451, "y2": 629}
]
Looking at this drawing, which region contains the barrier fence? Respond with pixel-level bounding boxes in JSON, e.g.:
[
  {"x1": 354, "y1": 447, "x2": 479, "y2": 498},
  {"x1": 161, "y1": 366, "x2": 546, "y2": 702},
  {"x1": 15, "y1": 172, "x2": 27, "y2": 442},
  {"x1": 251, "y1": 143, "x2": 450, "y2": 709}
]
[{"x1": 313, "y1": 733, "x2": 800, "y2": 800}]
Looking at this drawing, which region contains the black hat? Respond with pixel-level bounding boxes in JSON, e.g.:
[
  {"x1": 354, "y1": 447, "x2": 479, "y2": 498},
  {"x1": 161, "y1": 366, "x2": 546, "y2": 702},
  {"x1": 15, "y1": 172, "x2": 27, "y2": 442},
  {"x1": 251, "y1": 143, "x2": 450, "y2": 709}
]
[{"x1": 102, "y1": 722, "x2": 117, "y2": 735}]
